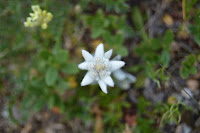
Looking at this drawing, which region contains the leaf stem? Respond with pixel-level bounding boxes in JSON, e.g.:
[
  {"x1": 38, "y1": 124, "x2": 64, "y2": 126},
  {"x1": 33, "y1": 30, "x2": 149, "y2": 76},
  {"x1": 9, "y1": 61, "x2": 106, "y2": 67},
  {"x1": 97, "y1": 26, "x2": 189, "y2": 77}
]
[{"x1": 160, "y1": 64, "x2": 200, "y2": 110}]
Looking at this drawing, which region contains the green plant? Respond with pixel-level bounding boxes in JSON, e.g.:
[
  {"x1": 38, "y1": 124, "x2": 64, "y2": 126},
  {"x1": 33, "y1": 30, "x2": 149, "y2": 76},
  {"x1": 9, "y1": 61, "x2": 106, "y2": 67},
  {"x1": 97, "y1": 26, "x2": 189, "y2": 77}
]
[
  {"x1": 84, "y1": 9, "x2": 133, "y2": 56},
  {"x1": 180, "y1": 54, "x2": 197, "y2": 79},
  {"x1": 160, "y1": 102, "x2": 185, "y2": 127},
  {"x1": 134, "y1": 97, "x2": 161, "y2": 133},
  {"x1": 188, "y1": 10, "x2": 200, "y2": 46}
]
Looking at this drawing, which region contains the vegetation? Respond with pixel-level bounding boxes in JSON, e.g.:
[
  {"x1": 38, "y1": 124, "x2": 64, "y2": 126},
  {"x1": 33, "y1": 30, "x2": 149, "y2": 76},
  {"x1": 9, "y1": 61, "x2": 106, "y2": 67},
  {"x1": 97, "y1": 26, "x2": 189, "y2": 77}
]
[{"x1": 0, "y1": 0, "x2": 200, "y2": 132}]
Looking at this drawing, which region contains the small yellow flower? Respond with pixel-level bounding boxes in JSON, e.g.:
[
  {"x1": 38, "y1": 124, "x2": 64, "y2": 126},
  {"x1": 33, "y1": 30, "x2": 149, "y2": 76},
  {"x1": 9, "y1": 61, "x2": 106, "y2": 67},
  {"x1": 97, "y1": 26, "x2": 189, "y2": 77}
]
[{"x1": 24, "y1": 5, "x2": 53, "y2": 29}]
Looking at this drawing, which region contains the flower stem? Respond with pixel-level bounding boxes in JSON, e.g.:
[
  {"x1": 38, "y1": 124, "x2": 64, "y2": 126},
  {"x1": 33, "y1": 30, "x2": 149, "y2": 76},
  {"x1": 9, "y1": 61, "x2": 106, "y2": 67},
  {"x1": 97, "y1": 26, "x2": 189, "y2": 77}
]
[{"x1": 160, "y1": 64, "x2": 200, "y2": 110}]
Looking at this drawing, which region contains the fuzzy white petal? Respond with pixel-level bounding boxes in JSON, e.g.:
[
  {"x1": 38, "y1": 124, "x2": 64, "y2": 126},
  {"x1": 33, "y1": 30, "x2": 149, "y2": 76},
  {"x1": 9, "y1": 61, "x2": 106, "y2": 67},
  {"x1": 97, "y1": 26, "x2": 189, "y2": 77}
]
[
  {"x1": 112, "y1": 55, "x2": 121, "y2": 61},
  {"x1": 110, "y1": 61, "x2": 125, "y2": 72},
  {"x1": 104, "y1": 49, "x2": 113, "y2": 59},
  {"x1": 102, "y1": 76, "x2": 114, "y2": 87},
  {"x1": 78, "y1": 62, "x2": 88, "y2": 70},
  {"x1": 95, "y1": 43, "x2": 104, "y2": 57},
  {"x1": 113, "y1": 69, "x2": 127, "y2": 80},
  {"x1": 81, "y1": 72, "x2": 94, "y2": 86},
  {"x1": 82, "y1": 50, "x2": 93, "y2": 61},
  {"x1": 127, "y1": 74, "x2": 136, "y2": 83},
  {"x1": 98, "y1": 80, "x2": 107, "y2": 94}
]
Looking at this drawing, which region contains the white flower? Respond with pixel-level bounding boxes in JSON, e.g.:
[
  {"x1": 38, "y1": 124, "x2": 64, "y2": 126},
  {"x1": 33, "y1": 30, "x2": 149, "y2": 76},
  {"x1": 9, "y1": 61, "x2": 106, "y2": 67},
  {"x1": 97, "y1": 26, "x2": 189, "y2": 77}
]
[
  {"x1": 112, "y1": 55, "x2": 136, "y2": 90},
  {"x1": 78, "y1": 43, "x2": 125, "y2": 94}
]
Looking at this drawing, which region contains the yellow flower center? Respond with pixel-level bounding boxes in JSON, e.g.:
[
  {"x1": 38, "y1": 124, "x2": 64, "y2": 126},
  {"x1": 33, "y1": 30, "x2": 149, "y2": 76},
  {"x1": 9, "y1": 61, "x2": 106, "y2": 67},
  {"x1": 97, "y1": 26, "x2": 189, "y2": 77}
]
[{"x1": 95, "y1": 64, "x2": 104, "y2": 72}]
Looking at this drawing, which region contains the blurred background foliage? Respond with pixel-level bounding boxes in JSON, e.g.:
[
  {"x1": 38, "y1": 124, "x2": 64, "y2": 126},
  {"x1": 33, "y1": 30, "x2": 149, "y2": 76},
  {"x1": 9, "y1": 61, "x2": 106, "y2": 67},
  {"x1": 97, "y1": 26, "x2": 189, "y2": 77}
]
[{"x1": 0, "y1": 0, "x2": 200, "y2": 133}]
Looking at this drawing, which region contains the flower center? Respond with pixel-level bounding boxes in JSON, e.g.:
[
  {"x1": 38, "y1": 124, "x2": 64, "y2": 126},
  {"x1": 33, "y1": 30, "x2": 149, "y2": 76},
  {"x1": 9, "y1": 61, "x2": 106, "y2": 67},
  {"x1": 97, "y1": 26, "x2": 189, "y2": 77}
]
[
  {"x1": 88, "y1": 57, "x2": 111, "y2": 80},
  {"x1": 95, "y1": 63, "x2": 104, "y2": 72}
]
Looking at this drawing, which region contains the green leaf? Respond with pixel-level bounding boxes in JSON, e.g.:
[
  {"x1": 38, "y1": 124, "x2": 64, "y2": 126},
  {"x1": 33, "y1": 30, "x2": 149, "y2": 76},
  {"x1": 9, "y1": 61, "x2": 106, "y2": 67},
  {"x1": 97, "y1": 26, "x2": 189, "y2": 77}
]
[
  {"x1": 91, "y1": 28, "x2": 105, "y2": 38},
  {"x1": 128, "y1": 65, "x2": 144, "y2": 72},
  {"x1": 134, "y1": 73, "x2": 146, "y2": 88},
  {"x1": 137, "y1": 97, "x2": 150, "y2": 114},
  {"x1": 39, "y1": 49, "x2": 51, "y2": 60},
  {"x1": 163, "y1": 30, "x2": 174, "y2": 50},
  {"x1": 154, "y1": 79, "x2": 161, "y2": 88},
  {"x1": 48, "y1": 95, "x2": 55, "y2": 109},
  {"x1": 150, "y1": 38, "x2": 162, "y2": 50},
  {"x1": 187, "y1": 12, "x2": 200, "y2": 46},
  {"x1": 115, "y1": 46, "x2": 128, "y2": 57},
  {"x1": 58, "y1": 80, "x2": 70, "y2": 94},
  {"x1": 34, "y1": 96, "x2": 46, "y2": 111},
  {"x1": 161, "y1": 50, "x2": 170, "y2": 67},
  {"x1": 180, "y1": 54, "x2": 197, "y2": 79},
  {"x1": 189, "y1": 66, "x2": 197, "y2": 74},
  {"x1": 180, "y1": 68, "x2": 188, "y2": 79},
  {"x1": 45, "y1": 67, "x2": 58, "y2": 86},
  {"x1": 187, "y1": 54, "x2": 196, "y2": 64},
  {"x1": 61, "y1": 63, "x2": 79, "y2": 75},
  {"x1": 54, "y1": 49, "x2": 69, "y2": 63},
  {"x1": 132, "y1": 7, "x2": 143, "y2": 31}
]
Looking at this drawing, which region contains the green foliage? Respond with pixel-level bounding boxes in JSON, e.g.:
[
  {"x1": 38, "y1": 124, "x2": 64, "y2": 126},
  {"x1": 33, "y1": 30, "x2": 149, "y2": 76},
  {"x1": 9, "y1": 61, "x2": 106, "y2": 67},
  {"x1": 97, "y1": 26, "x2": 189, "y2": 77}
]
[
  {"x1": 147, "y1": 63, "x2": 169, "y2": 88},
  {"x1": 180, "y1": 54, "x2": 197, "y2": 79},
  {"x1": 1, "y1": 0, "x2": 200, "y2": 132},
  {"x1": 160, "y1": 103, "x2": 184, "y2": 127},
  {"x1": 132, "y1": 7, "x2": 148, "y2": 42},
  {"x1": 45, "y1": 67, "x2": 58, "y2": 86},
  {"x1": 134, "y1": 30, "x2": 174, "y2": 86},
  {"x1": 54, "y1": 49, "x2": 69, "y2": 63},
  {"x1": 185, "y1": 0, "x2": 198, "y2": 20},
  {"x1": 83, "y1": 0, "x2": 129, "y2": 13},
  {"x1": 188, "y1": 11, "x2": 200, "y2": 46},
  {"x1": 132, "y1": 8, "x2": 174, "y2": 87},
  {"x1": 134, "y1": 97, "x2": 161, "y2": 133},
  {"x1": 134, "y1": 30, "x2": 174, "y2": 66},
  {"x1": 96, "y1": 0, "x2": 129, "y2": 13},
  {"x1": 85, "y1": 9, "x2": 134, "y2": 56},
  {"x1": 137, "y1": 97, "x2": 150, "y2": 114}
]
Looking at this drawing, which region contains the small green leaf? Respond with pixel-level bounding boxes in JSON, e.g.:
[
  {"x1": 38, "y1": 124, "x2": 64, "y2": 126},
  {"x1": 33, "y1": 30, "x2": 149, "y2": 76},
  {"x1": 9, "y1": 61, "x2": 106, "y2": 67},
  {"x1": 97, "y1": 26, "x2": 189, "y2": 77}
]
[
  {"x1": 55, "y1": 49, "x2": 69, "y2": 63},
  {"x1": 180, "y1": 68, "x2": 188, "y2": 79},
  {"x1": 115, "y1": 46, "x2": 128, "y2": 57},
  {"x1": 48, "y1": 95, "x2": 55, "y2": 109},
  {"x1": 161, "y1": 50, "x2": 170, "y2": 67},
  {"x1": 154, "y1": 79, "x2": 161, "y2": 88},
  {"x1": 180, "y1": 54, "x2": 197, "y2": 79},
  {"x1": 34, "y1": 96, "x2": 46, "y2": 111},
  {"x1": 150, "y1": 38, "x2": 162, "y2": 50},
  {"x1": 189, "y1": 66, "x2": 197, "y2": 74},
  {"x1": 188, "y1": 24, "x2": 200, "y2": 46},
  {"x1": 91, "y1": 28, "x2": 104, "y2": 38},
  {"x1": 39, "y1": 49, "x2": 51, "y2": 60},
  {"x1": 61, "y1": 63, "x2": 79, "y2": 75},
  {"x1": 187, "y1": 54, "x2": 196, "y2": 64},
  {"x1": 45, "y1": 67, "x2": 58, "y2": 86},
  {"x1": 132, "y1": 7, "x2": 143, "y2": 31},
  {"x1": 163, "y1": 30, "x2": 174, "y2": 45}
]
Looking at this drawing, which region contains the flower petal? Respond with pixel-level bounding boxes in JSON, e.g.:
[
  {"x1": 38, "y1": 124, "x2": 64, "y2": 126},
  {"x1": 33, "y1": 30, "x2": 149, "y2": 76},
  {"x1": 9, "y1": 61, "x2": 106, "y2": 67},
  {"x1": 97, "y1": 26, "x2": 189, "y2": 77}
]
[
  {"x1": 104, "y1": 49, "x2": 113, "y2": 59},
  {"x1": 78, "y1": 62, "x2": 88, "y2": 70},
  {"x1": 113, "y1": 69, "x2": 127, "y2": 80},
  {"x1": 95, "y1": 43, "x2": 104, "y2": 57},
  {"x1": 110, "y1": 61, "x2": 125, "y2": 72},
  {"x1": 81, "y1": 72, "x2": 94, "y2": 86},
  {"x1": 127, "y1": 73, "x2": 136, "y2": 83},
  {"x1": 112, "y1": 55, "x2": 121, "y2": 61},
  {"x1": 82, "y1": 50, "x2": 93, "y2": 61},
  {"x1": 102, "y1": 76, "x2": 114, "y2": 87},
  {"x1": 98, "y1": 80, "x2": 108, "y2": 94}
]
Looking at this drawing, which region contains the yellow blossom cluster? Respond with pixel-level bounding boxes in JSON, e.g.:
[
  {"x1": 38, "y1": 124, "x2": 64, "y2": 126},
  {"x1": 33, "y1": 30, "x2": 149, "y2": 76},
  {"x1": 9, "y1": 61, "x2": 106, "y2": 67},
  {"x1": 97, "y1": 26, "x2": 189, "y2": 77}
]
[{"x1": 24, "y1": 5, "x2": 53, "y2": 29}]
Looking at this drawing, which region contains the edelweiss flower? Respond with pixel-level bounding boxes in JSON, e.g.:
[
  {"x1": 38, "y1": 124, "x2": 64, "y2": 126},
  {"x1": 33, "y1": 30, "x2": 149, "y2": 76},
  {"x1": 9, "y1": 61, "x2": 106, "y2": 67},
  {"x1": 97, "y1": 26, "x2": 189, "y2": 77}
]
[{"x1": 78, "y1": 43, "x2": 125, "y2": 93}]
